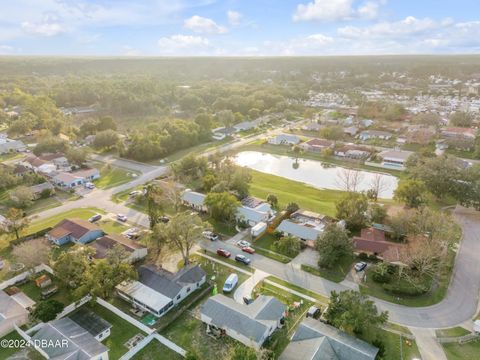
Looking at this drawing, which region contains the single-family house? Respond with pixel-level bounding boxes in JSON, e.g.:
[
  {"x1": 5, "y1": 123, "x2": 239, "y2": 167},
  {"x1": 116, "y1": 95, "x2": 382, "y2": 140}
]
[
  {"x1": 268, "y1": 134, "x2": 300, "y2": 145},
  {"x1": 91, "y1": 234, "x2": 148, "y2": 263},
  {"x1": 236, "y1": 196, "x2": 276, "y2": 226},
  {"x1": 280, "y1": 318, "x2": 378, "y2": 360},
  {"x1": 353, "y1": 227, "x2": 405, "y2": 264},
  {"x1": 440, "y1": 127, "x2": 478, "y2": 150},
  {"x1": 360, "y1": 119, "x2": 374, "y2": 128},
  {"x1": 0, "y1": 290, "x2": 29, "y2": 337},
  {"x1": 68, "y1": 308, "x2": 112, "y2": 342},
  {"x1": 343, "y1": 126, "x2": 359, "y2": 136},
  {"x1": 302, "y1": 122, "x2": 322, "y2": 132},
  {"x1": 200, "y1": 294, "x2": 286, "y2": 350},
  {"x1": 52, "y1": 168, "x2": 100, "y2": 188},
  {"x1": 212, "y1": 127, "x2": 236, "y2": 140},
  {"x1": 358, "y1": 130, "x2": 392, "y2": 141},
  {"x1": 334, "y1": 144, "x2": 371, "y2": 159},
  {"x1": 299, "y1": 138, "x2": 334, "y2": 152},
  {"x1": 277, "y1": 210, "x2": 328, "y2": 247},
  {"x1": 377, "y1": 149, "x2": 413, "y2": 169},
  {"x1": 72, "y1": 168, "x2": 100, "y2": 182},
  {"x1": 29, "y1": 317, "x2": 109, "y2": 360},
  {"x1": 13, "y1": 164, "x2": 32, "y2": 177},
  {"x1": 181, "y1": 189, "x2": 207, "y2": 212},
  {"x1": 29, "y1": 182, "x2": 55, "y2": 200},
  {"x1": 0, "y1": 139, "x2": 26, "y2": 154},
  {"x1": 116, "y1": 264, "x2": 206, "y2": 318},
  {"x1": 405, "y1": 126, "x2": 435, "y2": 145},
  {"x1": 46, "y1": 218, "x2": 103, "y2": 245},
  {"x1": 234, "y1": 121, "x2": 256, "y2": 132}
]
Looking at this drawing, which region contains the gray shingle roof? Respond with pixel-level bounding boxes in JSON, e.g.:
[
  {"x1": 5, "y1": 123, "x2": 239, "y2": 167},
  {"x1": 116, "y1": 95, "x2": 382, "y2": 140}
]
[
  {"x1": 138, "y1": 265, "x2": 182, "y2": 299},
  {"x1": 173, "y1": 265, "x2": 206, "y2": 285},
  {"x1": 280, "y1": 318, "x2": 378, "y2": 360},
  {"x1": 277, "y1": 219, "x2": 322, "y2": 241},
  {"x1": 31, "y1": 317, "x2": 108, "y2": 360},
  {"x1": 181, "y1": 190, "x2": 206, "y2": 207},
  {"x1": 200, "y1": 294, "x2": 285, "y2": 345}
]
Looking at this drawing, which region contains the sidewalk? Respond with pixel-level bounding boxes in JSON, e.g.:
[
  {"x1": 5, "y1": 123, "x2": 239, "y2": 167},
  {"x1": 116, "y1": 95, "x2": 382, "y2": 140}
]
[{"x1": 409, "y1": 327, "x2": 447, "y2": 360}]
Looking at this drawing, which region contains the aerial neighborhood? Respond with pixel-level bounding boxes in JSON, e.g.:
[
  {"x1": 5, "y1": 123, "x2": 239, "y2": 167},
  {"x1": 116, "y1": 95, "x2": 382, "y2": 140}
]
[{"x1": 1, "y1": 55, "x2": 480, "y2": 360}]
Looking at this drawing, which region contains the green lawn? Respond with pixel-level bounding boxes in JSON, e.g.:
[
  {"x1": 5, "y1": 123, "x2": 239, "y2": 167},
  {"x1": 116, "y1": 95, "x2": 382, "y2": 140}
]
[
  {"x1": 0, "y1": 152, "x2": 23, "y2": 162},
  {"x1": 266, "y1": 276, "x2": 329, "y2": 305},
  {"x1": 130, "y1": 341, "x2": 183, "y2": 360},
  {"x1": 97, "y1": 219, "x2": 129, "y2": 234},
  {"x1": 378, "y1": 328, "x2": 422, "y2": 360},
  {"x1": 24, "y1": 197, "x2": 62, "y2": 215},
  {"x1": 301, "y1": 255, "x2": 355, "y2": 283},
  {"x1": 443, "y1": 339, "x2": 480, "y2": 360},
  {"x1": 436, "y1": 327, "x2": 471, "y2": 338},
  {"x1": 25, "y1": 207, "x2": 105, "y2": 236},
  {"x1": 253, "y1": 233, "x2": 297, "y2": 262},
  {"x1": 360, "y1": 250, "x2": 456, "y2": 307},
  {"x1": 88, "y1": 303, "x2": 147, "y2": 360},
  {"x1": 93, "y1": 162, "x2": 139, "y2": 189},
  {"x1": 0, "y1": 331, "x2": 25, "y2": 359}
]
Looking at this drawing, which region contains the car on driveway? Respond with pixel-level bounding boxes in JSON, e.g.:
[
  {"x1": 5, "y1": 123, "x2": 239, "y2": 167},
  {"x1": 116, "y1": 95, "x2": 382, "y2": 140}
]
[
  {"x1": 235, "y1": 254, "x2": 251, "y2": 265},
  {"x1": 116, "y1": 214, "x2": 128, "y2": 222},
  {"x1": 237, "y1": 240, "x2": 251, "y2": 248},
  {"x1": 88, "y1": 214, "x2": 102, "y2": 223},
  {"x1": 354, "y1": 262, "x2": 367, "y2": 272},
  {"x1": 203, "y1": 231, "x2": 219, "y2": 241},
  {"x1": 85, "y1": 182, "x2": 95, "y2": 189},
  {"x1": 241, "y1": 246, "x2": 255, "y2": 254},
  {"x1": 223, "y1": 273, "x2": 238, "y2": 293},
  {"x1": 217, "y1": 248, "x2": 231, "y2": 258}
]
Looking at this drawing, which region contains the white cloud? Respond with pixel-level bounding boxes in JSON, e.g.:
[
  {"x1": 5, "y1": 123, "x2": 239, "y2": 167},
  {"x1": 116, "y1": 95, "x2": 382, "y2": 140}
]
[
  {"x1": 21, "y1": 14, "x2": 66, "y2": 37},
  {"x1": 293, "y1": 0, "x2": 385, "y2": 22},
  {"x1": 184, "y1": 15, "x2": 227, "y2": 34},
  {"x1": 227, "y1": 11, "x2": 242, "y2": 26},
  {"x1": 266, "y1": 33, "x2": 334, "y2": 55},
  {"x1": 0, "y1": 45, "x2": 14, "y2": 54},
  {"x1": 122, "y1": 45, "x2": 141, "y2": 56},
  {"x1": 158, "y1": 34, "x2": 211, "y2": 55}
]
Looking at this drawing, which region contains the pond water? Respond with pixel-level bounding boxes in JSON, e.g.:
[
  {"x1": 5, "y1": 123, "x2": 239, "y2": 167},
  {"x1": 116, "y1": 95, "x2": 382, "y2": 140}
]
[{"x1": 234, "y1": 151, "x2": 398, "y2": 199}]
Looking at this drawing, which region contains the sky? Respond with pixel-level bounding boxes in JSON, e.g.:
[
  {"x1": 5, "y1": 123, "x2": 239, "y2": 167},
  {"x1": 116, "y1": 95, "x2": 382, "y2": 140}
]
[{"x1": 0, "y1": 0, "x2": 479, "y2": 56}]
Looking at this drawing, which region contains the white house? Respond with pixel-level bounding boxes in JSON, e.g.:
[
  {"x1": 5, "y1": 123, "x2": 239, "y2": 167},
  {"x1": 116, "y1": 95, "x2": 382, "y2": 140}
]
[
  {"x1": 358, "y1": 130, "x2": 392, "y2": 141},
  {"x1": 181, "y1": 189, "x2": 208, "y2": 212},
  {"x1": 0, "y1": 290, "x2": 29, "y2": 337},
  {"x1": 200, "y1": 294, "x2": 286, "y2": 350},
  {"x1": 91, "y1": 234, "x2": 148, "y2": 263},
  {"x1": 277, "y1": 210, "x2": 328, "y2": 247},
  {"x1": 377, "y1": 149, "x2": 413, "y2": 169},
  {"x1": 116, "y1": 264, "x2": 206, "y2": 318},
  {"x1": 236, "y1": 196, "x2": 276, "y2": 226},
  {"x1": 267, "y1": 134, "x2": 300, "y2": 145}
]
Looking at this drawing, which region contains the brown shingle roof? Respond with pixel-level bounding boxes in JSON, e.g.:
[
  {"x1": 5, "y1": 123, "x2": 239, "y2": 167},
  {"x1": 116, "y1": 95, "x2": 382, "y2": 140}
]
[
  {"x1": 353, "y1": 228, "x2": 404, "y2": 262},
  {"x1": 48, "y1": 218, "x2": 101, "y2": 240},
  {"x1": 91, "y1": 234, "x2": 145, "y2": 259}
]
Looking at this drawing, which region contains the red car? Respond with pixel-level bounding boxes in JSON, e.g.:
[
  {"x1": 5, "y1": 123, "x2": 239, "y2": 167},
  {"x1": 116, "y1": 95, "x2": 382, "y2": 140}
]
[
  {"x1": 242, "y1": 246, "x2": 255, "y2": 254},
  {"x1": 217, "y1": 248, "x2": 231, "y2": 258}
]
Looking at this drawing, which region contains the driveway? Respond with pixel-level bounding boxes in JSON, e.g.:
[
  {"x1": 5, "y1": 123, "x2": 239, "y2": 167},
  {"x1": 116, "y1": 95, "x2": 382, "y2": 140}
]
[{"x1": 90, "y1": 153, "x2": 157, "y2": 174}]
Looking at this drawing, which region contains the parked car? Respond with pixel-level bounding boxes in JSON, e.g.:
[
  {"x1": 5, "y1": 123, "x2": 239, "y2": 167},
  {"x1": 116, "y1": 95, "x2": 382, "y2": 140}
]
[
  {"x1": 88, "y1": 214, "x2": 102, "y2": 223},
  {"x1": 237, "y1": 240, "x2": 251, "y2": 248},
  {"x1": 159, "y1": 216, "x2": 170, "y2": 223},
  {"x1": 85, "y1": 182, "x2": 95, "y2": 189},
  {"x1": 117, "y1": 214, "x2": 128, "y2": 222},
  {"x1": 129, "y1": 190, "x2": 142, "y2": 197},
  {"x1": 217, "y1": 248, "x2": 231, "y2": 258},
  {"x1": 203, "y1": 231, "x2": 219, "y2": 241},
  {"x1": 354, "y1": 262, "x2": 367, "y2": 272},
  {"x1": 306, "y1": 306, "x2": 321, "y2": 319},
  {"x1": 223, "y1": 273, "x2": 238, "y2": 293},
  {"x1": 235, "y1": 254, "x2": 251, "y2": 265},
  {"x1": 241, "y1": 246, "x2": 255, "y2": 254}
]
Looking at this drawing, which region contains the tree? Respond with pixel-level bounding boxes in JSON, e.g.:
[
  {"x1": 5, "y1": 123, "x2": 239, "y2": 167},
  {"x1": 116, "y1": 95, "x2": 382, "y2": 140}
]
[
  {"x1": 79, "y1": 257, "x2": 136, "y2": 299},
  {"x1": 266, "y1": 194, "x2": 278, "y2": 209},
  {"x1": 449, "y1": 111, "x2": 473, "y2": 127},
  {"x1": 285, "y1": 202, "x2": 299, "y2": 214},
  {"x1": 97, "y1": 116, "x2": 117, "y2": 131},
  {"x1": 12, "y1": 238, "x2": 51, "y2": 274},
  {"x1": 315, "y1": 224, "x2": 353, "y2": 269},
  {"x1": 159, "y1": 212, "x2": 208, "y2": 266},
  {"x1": 202, "y1": 174, "x2": 217, "y2": 192},
  {"x1": 0, "y1": 208, "x2": 29, "y2": 240},
  {"x1": 32, "y1": 299, "x2": 65, "y2": 322},
  {"x1": 66, "y1": 147, "x2": 88, "y2": 167},
  {"x1": 9, "y1": 186, "x2": 34, "y2": 209},
  {"x1": 273, "y1": 236, "x2": 301, "y2": 257},
  {"x1": 335, "y1": 193, "x2": 369, "y2": 231},
  {"x1": 33, "y1": 136, "x2": 69, "y2": 155},
  {"x1": 92, "y1": 129, "x2": 119, "y2": 150},
  {"x1": 394, "y1": 179, "x2": 427, "y2": 208},
  {"x1": 324, "y1": 290, "x2": 388, "y2": 337},
  {"x1": 319, "y1": 126, "x2": 343, "y2": 142},
  {"x1": 145, "y1": 184, "x2": 164, "y2": 229},
  {"x1": 204, "y1": 192, "x2": 240, "y2": 224},
  {"x1": 369, "y1": 203, "x2": 387, "y2": 224},
  {"x1": 335, "y1": 168, "x2": 365, "y2": 192},
  {"x1": 217, "y1": 109, "x2": 235, "y2": 128},
  {"x1": 368, "y1": 173, "x2": 389, "y2": 201},
  {"x1": 53, "y1": 248, "x2": 92, "y2": 288}
]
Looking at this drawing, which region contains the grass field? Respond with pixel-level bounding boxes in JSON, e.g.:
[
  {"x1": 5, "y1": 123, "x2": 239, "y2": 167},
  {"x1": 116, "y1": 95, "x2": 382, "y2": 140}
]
[
  {"x1": 93, "y1": 162, "x2": 139, "y2": 189},
  {"x1": 379, "y1": 328, "x2": 422, "y2": 360},
  {"x1": 436, "y1": 327, "x2": 471, "y2": 338},
  {"x1": 442, "y1": 339, "x2": 480, "y2": 360},
  {"x1": 266, "y1": 276, "x2": 329, "y2": 305},
  {"x1": 301, "y1": 255, "x2": 356, "y2": 283},
  {"x1": 131, "y1": 341, "x2": 183, "y2": 360},
  {"x1": 97, "y1": 219, "x2": 129, "y2": 234}
]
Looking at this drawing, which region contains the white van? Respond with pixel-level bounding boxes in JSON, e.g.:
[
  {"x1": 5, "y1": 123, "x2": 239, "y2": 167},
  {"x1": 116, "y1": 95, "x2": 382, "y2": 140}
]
[{"x1": 223, "y1": 273, "x2": 238, "y2": 293}]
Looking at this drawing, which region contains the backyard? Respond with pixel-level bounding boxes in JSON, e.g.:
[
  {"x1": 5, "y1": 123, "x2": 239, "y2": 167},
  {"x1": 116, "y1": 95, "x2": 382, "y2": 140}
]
[
  {"x1": 442, "y1": 339, "x2": 480, "y2": 360},
  {"x1": 131, "y1": 341, "x2": 183, "y2": 360}
]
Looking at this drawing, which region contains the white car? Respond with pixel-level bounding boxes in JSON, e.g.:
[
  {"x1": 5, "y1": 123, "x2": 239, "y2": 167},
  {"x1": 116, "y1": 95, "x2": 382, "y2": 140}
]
[
  {"x1": 85, "y1": 182, "x2": 95, "y2": 189},
  {"x1": 237, "y1": 240, "x2": 251, "y2": 248},
  {"x1": 202, "y1": 231, "x2": 219, "y2": 241},
  {"x1": 117, "y1": 214, "x2": 128, "y2": 222}
]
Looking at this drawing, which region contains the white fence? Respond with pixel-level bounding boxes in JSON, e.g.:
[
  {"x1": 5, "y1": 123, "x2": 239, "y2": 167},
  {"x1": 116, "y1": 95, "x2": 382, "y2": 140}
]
[
  {"x1": 0, "y1": 263, "x2": 53, "y2": 290},
  {"x1": 56, "y1": 295, "x2": 92, "y2": 319},
  {"x1": 119, "y1": 333, "x2": 187, "y2": 360}
]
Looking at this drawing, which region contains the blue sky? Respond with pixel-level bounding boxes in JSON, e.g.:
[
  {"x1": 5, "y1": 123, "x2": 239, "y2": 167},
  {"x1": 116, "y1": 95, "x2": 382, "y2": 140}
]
[{"x1": 0, "y1": 0, "x2": 479, "y2": 56}]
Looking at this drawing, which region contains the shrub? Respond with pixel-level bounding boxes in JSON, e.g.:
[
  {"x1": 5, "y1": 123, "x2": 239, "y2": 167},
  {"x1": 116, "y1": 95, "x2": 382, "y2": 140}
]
[
  {"x1": 382, "y1": 283, "x2": 429, "y2": 296},
  {"x1": 358, "y1": 252, "x2": 369, "y2": 260},
  {"x1": 372, "y1": 270, "x2": 392, "y2": 284}
]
